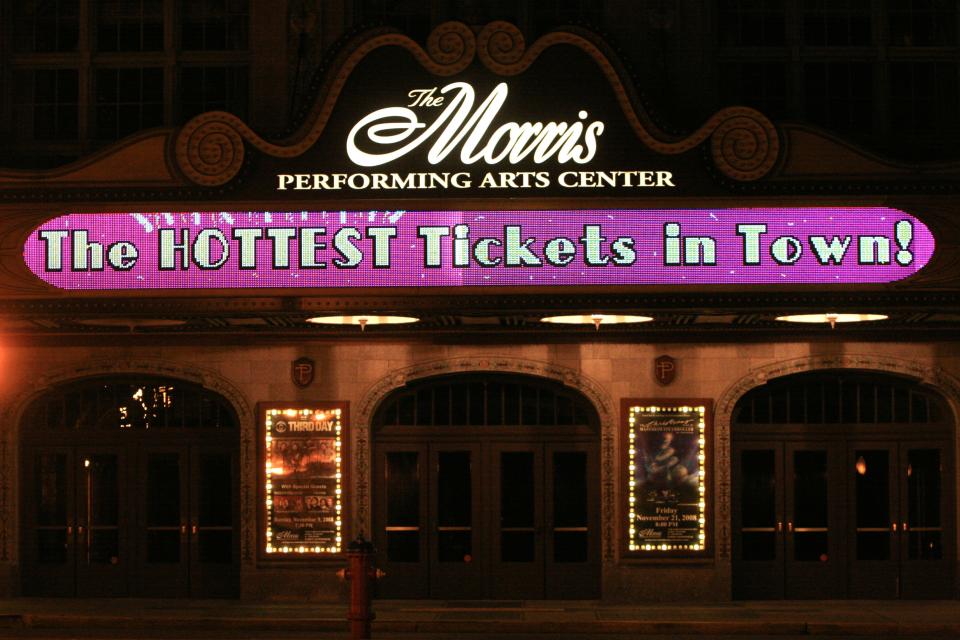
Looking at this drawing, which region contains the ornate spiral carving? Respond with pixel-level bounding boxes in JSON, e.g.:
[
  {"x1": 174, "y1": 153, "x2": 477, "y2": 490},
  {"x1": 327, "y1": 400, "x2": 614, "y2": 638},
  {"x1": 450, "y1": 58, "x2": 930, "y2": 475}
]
[
  {"x1": 709, "y1": 108, "x2": 780, "y2": 182},
  {"x1": 478, "y1": 21, "x2": 526, "y2": 73},
  {"x1": 426, "y1": 21, "x2": 476, "y2": 75},
  {"x1": 175, "y1": 112, "x2": 246, "y2": 187}
]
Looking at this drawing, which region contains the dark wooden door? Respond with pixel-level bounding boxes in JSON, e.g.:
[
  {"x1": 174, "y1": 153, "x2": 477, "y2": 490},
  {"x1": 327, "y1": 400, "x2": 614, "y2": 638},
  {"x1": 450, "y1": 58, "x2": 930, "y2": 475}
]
[
  {"x1": 783, "y1": 442, "x2": 844, "y2": 598},
  {"x1": 137, "y1": 446, "x2": 190, "y2": 597},
  {"x1": 732, "y1": 443, "x2": 785, "y2": 599},
  {"x1": 375, "y1": 444, "x2": 429, "y2": 598},
  {"x1": 189, "y1": 447, "x2": 240, "y2": 597},
  {"x1": 899, "y1": 443, "x2": 956, "y2": 598},
  {"x1": 733, "y1": 441, "x2": 844, "y2": 599},
  {"x1": 430, "y1": 444, "x2": 484, "y2": 598},
  {"x1": 22, "y1": 448, "x2": 78, "y2": 597},
  {"x1": 848, "y1": 442, "x2": 899, "y2": 598},
  {"x1": 490, "y1": 444, "x2": 544, "y2": 598},
  {"x1": 376, "y1": 439, "x2": 599, "y2": 599},
  {"x1": 544, "y1": 444, "x2": 599, "y2": 599},
  {"x1": 74, "y1": 447, "x2": 129, "y2": 597}
]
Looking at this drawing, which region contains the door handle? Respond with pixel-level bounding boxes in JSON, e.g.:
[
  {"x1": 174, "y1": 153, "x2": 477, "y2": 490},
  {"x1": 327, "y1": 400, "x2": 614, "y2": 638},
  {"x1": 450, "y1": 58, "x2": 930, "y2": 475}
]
[
  {"x1": 892, "y1": 522, "x2": 898, "y2": 532},
  {"x1": 191, "y1": 525, "x2": 198, "y2": 535},
  {"x1": 180, "y1": 525, "x2": 187, "y2": 535},
  {"x1": 786, "y1": 521, "x2": 793, "y2": 533},
  {"x1": 776, "y1": 521, "x2": 783, "y2": 533},
  {"x1": 902, "y1": 522, "x2": 908, "y2": 532}
]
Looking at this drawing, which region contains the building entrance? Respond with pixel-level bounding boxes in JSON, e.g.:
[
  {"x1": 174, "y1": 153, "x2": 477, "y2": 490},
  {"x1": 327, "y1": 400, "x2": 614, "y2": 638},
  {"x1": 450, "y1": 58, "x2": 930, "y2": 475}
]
[
  {"x1": 732, "y1": 371, "x2": 956, "y2": 599},
  {"x1": 372, "y1": 374, "x2": 600, "y2": 599},
  {"x1": 20, "y1": 377, "x2": 240, "y2": 598}
]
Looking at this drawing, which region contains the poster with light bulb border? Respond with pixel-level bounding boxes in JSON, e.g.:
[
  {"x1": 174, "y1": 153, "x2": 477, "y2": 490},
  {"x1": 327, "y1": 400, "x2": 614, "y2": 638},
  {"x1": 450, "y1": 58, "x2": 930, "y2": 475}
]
[
  {"x1": 258, "y1": 402, "x2": 350, "y2": 560},
  {"x1": 621, "y1": 398, "x2": 713, "y2": 559}
]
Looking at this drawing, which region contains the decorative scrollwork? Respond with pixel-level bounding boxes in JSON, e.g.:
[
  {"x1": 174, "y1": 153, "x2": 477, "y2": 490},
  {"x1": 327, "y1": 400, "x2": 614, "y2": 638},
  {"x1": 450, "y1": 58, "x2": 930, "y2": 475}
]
[
  {"x1": 426, "y1": 21, "x2": 476, "y2": 75},
  {"x1": 477, "y1": 21, "x2": 526, "y2": 73},
  {"x1": 174, "y1": 112, "x2": 247, "y2": 187},
  {"x1": 709, "y1": 108, "x2": 780, "y2": 182}
]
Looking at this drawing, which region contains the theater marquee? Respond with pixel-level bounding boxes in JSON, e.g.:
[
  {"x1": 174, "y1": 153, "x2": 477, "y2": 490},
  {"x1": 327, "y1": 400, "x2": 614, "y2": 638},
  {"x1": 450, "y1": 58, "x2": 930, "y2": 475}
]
[{"x1": 25, "y1": 207, "x2": 933, "y2": 290}]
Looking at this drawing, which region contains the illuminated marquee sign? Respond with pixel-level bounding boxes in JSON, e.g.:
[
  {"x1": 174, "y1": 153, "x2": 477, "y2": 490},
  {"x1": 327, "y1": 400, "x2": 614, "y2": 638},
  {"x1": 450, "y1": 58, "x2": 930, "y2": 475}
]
[
  {"x1": 263, "y1": 406, "x2": 344, "y2": 555},
  {"x1": 626, "y1": 402, "x2": 708, "y2": 554},
  {"x1": 345, "y1": 82, "x2": 605, "y2": 168},
  {"x1": 24, "y1": 208, "x2": 933, "y2": 290}
]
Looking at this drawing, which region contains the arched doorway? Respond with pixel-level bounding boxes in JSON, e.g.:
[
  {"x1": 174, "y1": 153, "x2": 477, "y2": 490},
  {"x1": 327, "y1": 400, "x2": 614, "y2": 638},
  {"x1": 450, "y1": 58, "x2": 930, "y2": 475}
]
[
  {"x1": 731, "y1": 370, "x2": 956, "y2": 599},
  {"x1": 372, "y1": 373, "x2": 601, "y2": 599},
  {"x1": 20, "y1": 376, "x2": 240, "y2": 597}
]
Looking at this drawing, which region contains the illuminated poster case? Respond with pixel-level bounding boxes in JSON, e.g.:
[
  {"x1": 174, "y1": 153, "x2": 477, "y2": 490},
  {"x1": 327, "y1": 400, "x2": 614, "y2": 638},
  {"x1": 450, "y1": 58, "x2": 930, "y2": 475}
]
[
  {"x1": 622, "y1": 399, "x2": 711, "y2": 558},
  {"x1": 260, "y1": 403, "x2": 348, "y2": 557}
]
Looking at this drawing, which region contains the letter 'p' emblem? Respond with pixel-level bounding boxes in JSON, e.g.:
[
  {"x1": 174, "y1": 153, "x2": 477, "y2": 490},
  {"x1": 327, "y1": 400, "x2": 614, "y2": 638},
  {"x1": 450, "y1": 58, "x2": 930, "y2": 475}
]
[
  {"x1": 292, "y1": 357, "x2": 315, "y2": 388},
  {"x1": 654, "y1": 355, "x2": 676, "y2": 386}
]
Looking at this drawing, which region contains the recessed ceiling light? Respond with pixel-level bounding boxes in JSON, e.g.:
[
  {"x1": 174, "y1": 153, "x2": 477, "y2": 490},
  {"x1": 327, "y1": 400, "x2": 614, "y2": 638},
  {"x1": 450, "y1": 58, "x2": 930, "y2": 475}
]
[
  {"x1": 776, "y1": 313, "x2": 888, "y2": 329},
  {"x1": 540, "y1": 314, "x2": 654, "y2": 330},
  {"x1": 305, "y1": 315, "x2": 419, "y2": 330}
]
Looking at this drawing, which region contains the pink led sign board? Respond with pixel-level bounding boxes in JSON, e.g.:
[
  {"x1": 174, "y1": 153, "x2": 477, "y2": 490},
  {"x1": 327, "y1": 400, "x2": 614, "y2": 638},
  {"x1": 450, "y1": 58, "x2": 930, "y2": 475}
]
[{"x1": 24, "y1": 208, "x2": 933, "y2": 290}]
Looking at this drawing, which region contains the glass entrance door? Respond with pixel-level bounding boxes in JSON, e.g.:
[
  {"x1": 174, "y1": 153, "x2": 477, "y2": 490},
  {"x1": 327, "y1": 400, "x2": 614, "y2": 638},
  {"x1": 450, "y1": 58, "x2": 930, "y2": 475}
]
[
  {"x1": 732, "y1": 442, "x2": 842, "y2": 599},
  {"x1": 23, "y1": 447, "x2": 129, "y2": 597},
  {"x1": 138, "y1": 446, "x2": 238, "y2": 597},
  {"x1": 735, "y1": 440, "x2": 955, "y2": 599},
  {"x1": 375, "y1": 441, "x2": 599, "y2": 599},
  {"x1": 847, "y1": 442, "x2": 954, "y2": 598},
  {"x1": 23, "y1": 443, "x2": 236, "y2": 598}
]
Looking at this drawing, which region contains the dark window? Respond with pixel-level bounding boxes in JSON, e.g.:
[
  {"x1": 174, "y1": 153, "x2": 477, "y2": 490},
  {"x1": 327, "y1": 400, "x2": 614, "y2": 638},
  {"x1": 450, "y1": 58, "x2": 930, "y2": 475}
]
[
  {"x1": 732, "y1": 371, "x2": 947, "y2": 425},
  {"x1": 374, "y1": 374, "x2": 598, "y2": 429},
  {"x1": 180, "y1": 0, "x2": 249, "y2": 50},
  {"x1": 95, "y1": 67, "x2": 165, "y2": 140},
  {"x1": 890, "y1": 62, "x2": 960, "y2": 149},
  {"x1": 180, "y1": 66, "x2": 248, "y2": 120},
  {"x1": 720, "y1": 62, "x2": 789, "y2": 120},
  {"x1": 14, "y1": 0, "x2": 79, "y2": 53},
  {"x1": 718, "y1": 0, "x2": 787, "y2": 47},
  {"x1": 23, "y1": 377, "x2": 237, "y2": 431},
  {"x1": 13, "y1": 69, "x2": 80, "y2": 141},
  {"x1": 802, "y1": 0, "x2": 871, "y2": 46},
  {"x1": 97, "y1": 0, "x2": 164, "y2": 52},
  {"x1": 889, "y1": 0, "x2": 957, "y2": 46},
  {"x1": 804, "y1": 61, "x2": 873, "y2": 134},
  {"x1": 355, "y1": 0, "x2": 435, "y2": 41}
]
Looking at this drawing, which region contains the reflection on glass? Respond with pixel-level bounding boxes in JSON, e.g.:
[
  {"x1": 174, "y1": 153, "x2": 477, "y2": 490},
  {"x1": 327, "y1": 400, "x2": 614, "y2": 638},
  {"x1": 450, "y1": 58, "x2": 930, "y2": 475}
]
[
  {"x1": 793, "y1": 450, "x2": 828, "y2": 562},
  {"x1": 855, "y1": 450, "x2": 890, "y2": 561},
  {"x1": 907, "y1": 449, "x2": 942, "y2": 560},
  {"x1": 740, "y1": 450, "x2": 776, "y2": 561},
  {"x1": 500, "y1": 452, "x2": 534, "y2": 562},
  {"x1": 437, "y1": 452, "x2": 471, "y2": 562},
  {"x1": 385, "y1": 452, "x2": 419, "y2": 562},
  {"x1": 553, "y1": 452, "x2": 587, "y2": 562}
]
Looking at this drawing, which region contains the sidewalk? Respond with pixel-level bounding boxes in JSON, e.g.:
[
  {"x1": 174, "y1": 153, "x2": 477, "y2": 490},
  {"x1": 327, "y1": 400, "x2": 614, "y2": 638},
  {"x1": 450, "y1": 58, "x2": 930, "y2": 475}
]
[{"x1": 1, "y1": 598, "x2": 959, "y2": 636}]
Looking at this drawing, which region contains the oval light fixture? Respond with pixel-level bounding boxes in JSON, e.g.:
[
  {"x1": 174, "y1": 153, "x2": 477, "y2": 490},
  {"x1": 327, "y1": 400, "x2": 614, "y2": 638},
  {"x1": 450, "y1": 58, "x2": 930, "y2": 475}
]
[
  {"x1": 540, "y1": 314, "x2": 654, "y2": 330},
  {"x1": 775, "y1": 313, "x2": 888, "y2": 329},
  {"x1": 305, "y1": 315, "x2": 419, "y2": 331}
]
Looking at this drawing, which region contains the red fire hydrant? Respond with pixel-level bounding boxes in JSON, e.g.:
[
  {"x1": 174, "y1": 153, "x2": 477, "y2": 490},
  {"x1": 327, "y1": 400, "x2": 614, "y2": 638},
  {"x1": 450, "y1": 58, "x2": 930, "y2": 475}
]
[{"x1": 337, "y1": 535, "x2": 385, "y2": 639}]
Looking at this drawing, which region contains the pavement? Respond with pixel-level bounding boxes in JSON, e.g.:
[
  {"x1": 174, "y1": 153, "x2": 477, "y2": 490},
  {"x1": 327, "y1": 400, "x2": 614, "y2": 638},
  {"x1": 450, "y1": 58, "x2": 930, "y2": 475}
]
[{"x1": 0, "y1": 598, "x2": 959, "y2": 636}]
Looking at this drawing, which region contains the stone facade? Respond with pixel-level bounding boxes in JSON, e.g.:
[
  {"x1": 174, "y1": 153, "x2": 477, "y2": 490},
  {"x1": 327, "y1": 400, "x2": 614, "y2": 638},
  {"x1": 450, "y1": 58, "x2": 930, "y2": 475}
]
[{"x1": 3, "y1": 339, "x2": 957, "y2": 601}]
